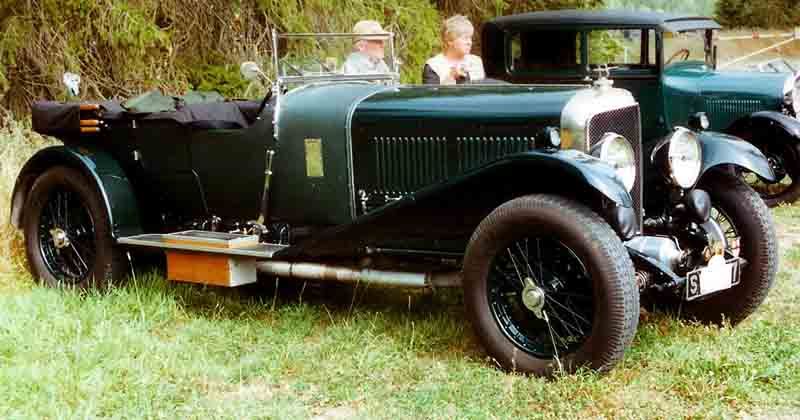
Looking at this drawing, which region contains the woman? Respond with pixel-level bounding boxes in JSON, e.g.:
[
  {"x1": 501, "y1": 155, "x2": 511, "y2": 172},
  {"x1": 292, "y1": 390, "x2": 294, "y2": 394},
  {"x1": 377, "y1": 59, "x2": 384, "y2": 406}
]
[{"x1": 423, "y1": 15, "x2": 485, "y2": 85}]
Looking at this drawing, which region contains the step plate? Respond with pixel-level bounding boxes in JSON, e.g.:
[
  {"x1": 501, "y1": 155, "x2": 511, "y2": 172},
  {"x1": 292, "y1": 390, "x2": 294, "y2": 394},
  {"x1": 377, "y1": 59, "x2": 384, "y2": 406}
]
[{"x1": 118, "y1": 233, "x2": 286, "y2": 259}]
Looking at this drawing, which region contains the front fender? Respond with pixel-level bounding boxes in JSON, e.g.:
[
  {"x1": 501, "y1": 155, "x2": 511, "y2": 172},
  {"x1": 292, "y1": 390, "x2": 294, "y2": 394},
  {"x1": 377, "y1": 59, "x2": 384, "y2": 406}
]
[
  {"x1": 727, "y1": 111, "x2": 800, "y2": 145},
  {"x1": 10, "y1": 145, "x2": 142, "y2": 238},
  {"x1": 697, "y1": 131, "x2": 776, "y2": 182},
  {"x1": 276, "y1": 149, "x2": 636, "y2": 258}
]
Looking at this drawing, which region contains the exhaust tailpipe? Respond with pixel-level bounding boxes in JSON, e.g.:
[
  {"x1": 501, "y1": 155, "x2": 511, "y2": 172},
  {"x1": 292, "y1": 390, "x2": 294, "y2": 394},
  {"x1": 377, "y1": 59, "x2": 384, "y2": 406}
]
[{"x1": 256, "y1": 261, "x2": 461, "y2": 288}]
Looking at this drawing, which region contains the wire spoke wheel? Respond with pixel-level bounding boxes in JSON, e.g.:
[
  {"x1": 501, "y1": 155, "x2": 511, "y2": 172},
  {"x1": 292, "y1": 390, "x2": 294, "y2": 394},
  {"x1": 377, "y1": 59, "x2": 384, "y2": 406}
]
[
  {"x1": 709, "y1": 205, "x2": 741, "y2": 257},
  {"x1": 463, "y1": 194, "x2": 638, "y2": 376},
  {"x1": 23, "y1": 166, "x2": 124, "y2": 290},
  {"x1": 488, "y1": 237, "x2": 594, "y2": 359},
  {"x1": 37, "y1": 187, "x2": 97, "y2": 284}
]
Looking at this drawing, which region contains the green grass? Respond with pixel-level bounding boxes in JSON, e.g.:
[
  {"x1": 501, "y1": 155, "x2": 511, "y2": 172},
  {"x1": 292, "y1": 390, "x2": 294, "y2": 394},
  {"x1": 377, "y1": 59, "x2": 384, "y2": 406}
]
[{"x1": 0, "y1": 209, "x2": 797, "y2": 419}]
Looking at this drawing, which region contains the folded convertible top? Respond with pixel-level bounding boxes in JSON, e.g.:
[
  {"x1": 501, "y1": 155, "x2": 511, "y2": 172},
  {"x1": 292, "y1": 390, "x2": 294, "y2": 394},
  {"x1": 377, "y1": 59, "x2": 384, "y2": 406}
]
[{"x1": 32, "y1": 91, "x2": 254, "y2": 137}]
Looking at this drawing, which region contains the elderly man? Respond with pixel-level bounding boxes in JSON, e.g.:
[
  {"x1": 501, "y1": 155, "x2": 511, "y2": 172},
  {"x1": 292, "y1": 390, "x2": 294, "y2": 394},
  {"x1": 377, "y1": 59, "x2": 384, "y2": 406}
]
[{"x1": 343, "y1": 20, "x2": 391, "y2": 75}]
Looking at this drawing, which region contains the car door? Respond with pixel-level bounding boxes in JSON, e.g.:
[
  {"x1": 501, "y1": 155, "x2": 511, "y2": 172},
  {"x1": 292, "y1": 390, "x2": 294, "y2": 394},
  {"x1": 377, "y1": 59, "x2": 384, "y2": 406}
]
[{"x1": 189, "y1": 115, "x2": 273, "y2": 221}]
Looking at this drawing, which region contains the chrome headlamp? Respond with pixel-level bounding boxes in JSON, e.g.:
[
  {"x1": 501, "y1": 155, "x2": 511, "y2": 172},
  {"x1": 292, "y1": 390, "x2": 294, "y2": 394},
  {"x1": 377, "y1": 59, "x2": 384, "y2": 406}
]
[
  {"x1": 652, "y1": 127, "x2": 703, "y2": 189},
  {"x1": 591, "y1": 133, "x2": 636, "y2": 191}
]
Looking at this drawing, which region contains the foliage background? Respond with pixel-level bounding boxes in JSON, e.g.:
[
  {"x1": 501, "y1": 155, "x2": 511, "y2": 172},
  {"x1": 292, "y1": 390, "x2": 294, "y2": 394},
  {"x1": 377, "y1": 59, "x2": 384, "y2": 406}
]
[
  {"x1": 605, "y1": 0, "x2": 716, "y2": 16},
  {"x1": 715, "y1": 0, "x2": 800, "y2": 29},
  {"x1": 0, "y1": 0, "x2": 607, "y2": 115},
  {"x1": 1, "y1": 0, "x2": 799, "y2": 116}
]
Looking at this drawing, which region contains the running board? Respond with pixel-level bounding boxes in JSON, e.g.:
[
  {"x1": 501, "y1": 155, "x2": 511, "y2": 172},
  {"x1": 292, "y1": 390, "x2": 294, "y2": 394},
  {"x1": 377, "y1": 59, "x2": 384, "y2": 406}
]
[
  {"x1": 117, "y1": 232, "x2": 286, "y2": 259},
  {"x1": 117, "y1": 231, "x2": 287, "y2": 287}
]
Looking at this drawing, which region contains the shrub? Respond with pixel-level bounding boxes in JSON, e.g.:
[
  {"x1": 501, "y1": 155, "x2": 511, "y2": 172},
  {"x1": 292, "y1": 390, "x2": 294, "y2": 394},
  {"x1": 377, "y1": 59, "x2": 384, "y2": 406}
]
[
  {"x1": 716, "y1": 0, "x2": 800, "y2": 28},
  {"x1": 0, "y1": 0, "x2": 440, "y2": 114}
]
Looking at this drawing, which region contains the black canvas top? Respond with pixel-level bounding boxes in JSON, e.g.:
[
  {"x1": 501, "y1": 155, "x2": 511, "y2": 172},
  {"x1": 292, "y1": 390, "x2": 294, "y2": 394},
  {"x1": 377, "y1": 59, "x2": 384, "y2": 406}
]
[
  {"x1": 31, "y1": 95, "x2": 258, "y2": 137},
  {"x1": 486, "y1": 9, "x2": 722, "y2": 32}
]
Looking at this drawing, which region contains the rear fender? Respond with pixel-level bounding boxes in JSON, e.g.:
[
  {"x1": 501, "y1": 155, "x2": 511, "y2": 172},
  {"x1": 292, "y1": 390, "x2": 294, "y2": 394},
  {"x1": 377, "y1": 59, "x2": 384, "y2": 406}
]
[
  {"x1": 10, "y1": 146, "x2": 142, "y2": 238},
  {"x1": 697, "y1": 131, "x2": 776, "y2": 182},
  {"x1": 276, "y1": 150, "x2": 636, "y2": 258}
]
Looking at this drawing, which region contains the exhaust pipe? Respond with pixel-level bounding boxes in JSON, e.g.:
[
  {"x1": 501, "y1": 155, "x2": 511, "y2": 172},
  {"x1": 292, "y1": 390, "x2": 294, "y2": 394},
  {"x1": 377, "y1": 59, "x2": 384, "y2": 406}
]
[{"x1": 256, "y1": 261, "x2": 461, "y2": 288}]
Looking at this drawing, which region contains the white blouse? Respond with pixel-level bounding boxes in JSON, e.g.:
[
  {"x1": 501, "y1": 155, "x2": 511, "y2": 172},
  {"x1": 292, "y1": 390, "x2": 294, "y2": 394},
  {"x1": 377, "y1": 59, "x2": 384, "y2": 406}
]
[{"x1": 425, "y1": 53, "x2": 485, "y2": 85}]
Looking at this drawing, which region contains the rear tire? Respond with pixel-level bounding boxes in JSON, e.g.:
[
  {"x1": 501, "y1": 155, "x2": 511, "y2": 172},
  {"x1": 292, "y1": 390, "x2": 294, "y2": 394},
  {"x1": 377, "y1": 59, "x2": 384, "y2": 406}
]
[
  {"x1": 23, "y1": 166, "x2": 126, "y2": 290},
  {"x1": 462, "y1": 195, "x2": 639, "y2": 376}
]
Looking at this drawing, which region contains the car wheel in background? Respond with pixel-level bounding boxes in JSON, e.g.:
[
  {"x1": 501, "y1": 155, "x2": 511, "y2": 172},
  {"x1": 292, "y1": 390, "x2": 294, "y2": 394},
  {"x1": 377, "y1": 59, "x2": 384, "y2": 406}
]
[
  {"x1": 743, "y1": 142, "x2": 800, "y2": 207},
  {"x1": 663, "y1": 171, "x2": 778, "y2": 325}
]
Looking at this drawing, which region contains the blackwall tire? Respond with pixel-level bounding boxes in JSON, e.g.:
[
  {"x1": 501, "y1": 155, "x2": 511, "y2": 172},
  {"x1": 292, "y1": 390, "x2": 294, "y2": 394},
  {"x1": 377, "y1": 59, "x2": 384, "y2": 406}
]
[
  {"x1": 675, "y1": 171, "x2": 778, "y2": 325},
  {"x1": 23, "y1": 166, "x2": 126, "y2": 290},
  {"x1": 462, "y1": 194, "x2": 639, "y2": 376}
]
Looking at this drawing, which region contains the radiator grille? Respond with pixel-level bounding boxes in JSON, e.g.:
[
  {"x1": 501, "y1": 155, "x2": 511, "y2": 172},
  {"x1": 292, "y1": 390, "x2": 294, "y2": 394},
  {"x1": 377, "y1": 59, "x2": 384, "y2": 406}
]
[
  {"x1": 705, "y1": 99, "x2": 764, "y2": 128},
  {"x1": 705, "y1": 99, "x2": 763, "y2": 116},
  {"x1": 457, "y1": 136, "x2": 533, "y2": 172},
  {"x1": 586, "y1": 105, "x2": 643, "y2": 231},
  {"x1": 373, "y1": 136, "x2": 448, "y2": 194}
]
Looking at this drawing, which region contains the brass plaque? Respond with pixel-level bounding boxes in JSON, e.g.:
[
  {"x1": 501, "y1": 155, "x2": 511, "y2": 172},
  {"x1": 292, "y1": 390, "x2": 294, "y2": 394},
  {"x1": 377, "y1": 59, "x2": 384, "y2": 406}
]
[{"x1": 305, "y1": 138, "x2": 324, "y2": 177}]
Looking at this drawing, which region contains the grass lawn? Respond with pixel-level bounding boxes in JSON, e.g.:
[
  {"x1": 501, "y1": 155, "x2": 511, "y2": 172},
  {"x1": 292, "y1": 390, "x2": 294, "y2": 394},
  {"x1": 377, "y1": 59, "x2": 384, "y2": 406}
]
[{"x1": 0, "y1": 212, "x2": 797, "y2": 419}]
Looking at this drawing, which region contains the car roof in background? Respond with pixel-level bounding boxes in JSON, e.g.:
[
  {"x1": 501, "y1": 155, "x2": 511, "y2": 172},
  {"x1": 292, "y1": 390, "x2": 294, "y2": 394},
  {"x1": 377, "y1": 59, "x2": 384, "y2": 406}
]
[{"x1": 486, "y1": 9, "x2": 722, "y2": 32}]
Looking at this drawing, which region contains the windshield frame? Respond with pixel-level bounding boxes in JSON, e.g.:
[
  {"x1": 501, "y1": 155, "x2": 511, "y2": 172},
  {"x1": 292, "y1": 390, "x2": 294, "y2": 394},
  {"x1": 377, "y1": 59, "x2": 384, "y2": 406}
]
[
  {"x1": 271, "y1": 30, "x2": 401, "y2": 90},
  {"x1": 661, "y1": 28, "x2": 716, "y2": 70}
]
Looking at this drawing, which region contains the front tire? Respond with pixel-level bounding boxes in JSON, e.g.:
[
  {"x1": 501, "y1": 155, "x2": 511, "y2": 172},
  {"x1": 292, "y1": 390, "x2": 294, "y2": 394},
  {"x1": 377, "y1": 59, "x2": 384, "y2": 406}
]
[
  {"x1": 675, "y1": 171, "x2": 778, "y2": 325},
  {"x1": 462, "y1": 195, "x2": 639, "y2": 376},
  {"x1": 23, "y1": 166, "x2": 126, "y2": 290}
]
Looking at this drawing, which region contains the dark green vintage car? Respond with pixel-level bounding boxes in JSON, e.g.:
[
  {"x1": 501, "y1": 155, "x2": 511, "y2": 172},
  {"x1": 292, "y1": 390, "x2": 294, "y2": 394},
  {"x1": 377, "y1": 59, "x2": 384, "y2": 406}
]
[
  {"x1": 482, "y1": 9, "x2": 800, "y2": 206},
  {"x1": 10, "y1": 31, "x2": 778, "y2": 376}
]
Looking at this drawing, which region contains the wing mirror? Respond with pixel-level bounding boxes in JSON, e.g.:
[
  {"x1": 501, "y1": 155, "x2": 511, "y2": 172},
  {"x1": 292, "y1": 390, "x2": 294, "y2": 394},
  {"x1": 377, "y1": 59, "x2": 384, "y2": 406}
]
[
  {"x1": 240, "y1": 61, "x2": 268, "y2": 82},
  {"x1": 62, "y1": 72, "x2": 81, "y2": 97}
]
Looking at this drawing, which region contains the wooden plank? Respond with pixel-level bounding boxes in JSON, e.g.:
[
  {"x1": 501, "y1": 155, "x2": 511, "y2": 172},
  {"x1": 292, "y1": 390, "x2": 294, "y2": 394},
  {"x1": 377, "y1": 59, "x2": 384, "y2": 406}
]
[
  {"x1": 117, "y1": 234, "x2": 285, "y2": 259},
  {"x1": 167, "y1": 251, "x2": 232, "y2": 286},
  {"x1": 166, "y1": 251, "x2": 257, "y2": 287},
  {"x1": 164, "y1": 231, "x2": 259, "y2": 249}
]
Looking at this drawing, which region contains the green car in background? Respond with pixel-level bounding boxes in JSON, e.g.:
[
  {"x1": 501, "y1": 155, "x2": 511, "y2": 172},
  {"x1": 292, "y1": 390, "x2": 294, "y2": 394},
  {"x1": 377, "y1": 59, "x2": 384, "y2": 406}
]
[{"x1": 483, "y1": 9, "x2": 800, "y2": 206}]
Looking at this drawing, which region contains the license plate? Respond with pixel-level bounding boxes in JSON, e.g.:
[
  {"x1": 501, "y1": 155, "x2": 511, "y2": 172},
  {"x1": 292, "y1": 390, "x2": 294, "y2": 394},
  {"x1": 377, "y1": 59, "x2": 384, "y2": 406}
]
[{"x1": 685, "y1": 255, "x2": 741, "y2": 301}]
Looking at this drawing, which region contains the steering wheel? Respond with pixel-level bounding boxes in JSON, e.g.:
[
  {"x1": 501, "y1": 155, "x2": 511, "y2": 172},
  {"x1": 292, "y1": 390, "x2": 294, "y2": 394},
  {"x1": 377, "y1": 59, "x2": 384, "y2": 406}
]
[
  {"x1": 665, "y1": 48, "x2": 691, "y2": 66},
  {"x1": 280, "y1": 58, "x2": 305, "y2": 76}
]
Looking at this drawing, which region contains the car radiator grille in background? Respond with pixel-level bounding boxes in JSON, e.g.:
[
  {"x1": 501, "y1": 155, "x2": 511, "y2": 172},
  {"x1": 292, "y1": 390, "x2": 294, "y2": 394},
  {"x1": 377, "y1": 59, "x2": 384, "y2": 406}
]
[
  {"x1": 586, "y1": 105, "x2": 643, "y2": 231},
  {"x1": 705, "y1": 99, "x2": 763, "y2": 116},
  {"x1": 705, "y1": 99, "x2": 764, "y2": 128}
]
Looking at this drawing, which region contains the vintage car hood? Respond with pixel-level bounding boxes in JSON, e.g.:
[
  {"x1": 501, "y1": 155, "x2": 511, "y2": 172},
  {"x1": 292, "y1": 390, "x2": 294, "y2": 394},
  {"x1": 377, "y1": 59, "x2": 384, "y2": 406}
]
[
  {"x1": 663, "y1": 61, "x2": 788, "y2": 129},
  {"x1": 353, "y1": 85, "x2": 581, "y2": 124},
  {"x1": 664, "y1": 61, "x2": 785, "y2": 107}
]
